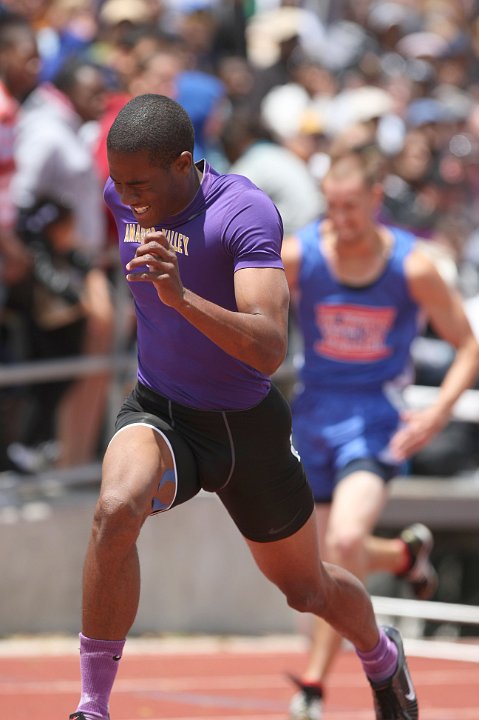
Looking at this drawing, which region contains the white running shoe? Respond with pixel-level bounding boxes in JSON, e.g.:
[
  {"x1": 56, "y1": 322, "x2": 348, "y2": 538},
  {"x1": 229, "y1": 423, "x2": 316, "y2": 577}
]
[
  {"x1": 288, "y1": 676, "x2": 323, "y2": 720},
  {"x1": 399, "y1": 523, "x2": 438, "y2": 600}
]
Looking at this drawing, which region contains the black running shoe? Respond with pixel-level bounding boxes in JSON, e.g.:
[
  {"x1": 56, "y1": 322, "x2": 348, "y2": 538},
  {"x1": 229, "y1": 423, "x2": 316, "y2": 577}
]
[
  {"x1": 368, "y1": 626, "x2": 418, "y2": 720},
  {"x1": 69, "y1": 713, "x2": 110, "y2": 720},
  {"x1": 399, "y1": 523, "x2": 438, "y2": 600}
]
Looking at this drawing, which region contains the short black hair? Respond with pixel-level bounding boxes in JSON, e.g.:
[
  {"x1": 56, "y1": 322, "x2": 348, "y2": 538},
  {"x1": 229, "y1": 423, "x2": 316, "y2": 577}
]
[
  {"x1": 220, "y1": 109, "x2": 273, "y2": 163},
  {"x1": 0, "y1": 11, "x2": 32, "y2": 48},
  {"x1": 18, "y1": 195, "x2": 73, "y2": 238},
  {"x1": 107, "y1": 93, "x2": 195, "y2": 168},
  {"x1": 52, "y1": 56, "x2": 103, "y2": 95}
]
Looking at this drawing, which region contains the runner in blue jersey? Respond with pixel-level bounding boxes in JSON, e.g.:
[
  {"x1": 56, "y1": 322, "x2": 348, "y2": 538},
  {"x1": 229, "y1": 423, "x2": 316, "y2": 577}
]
[
  {"x1": 282, "y1": 143, "x2": 479, "y2": 720},
  {"x1": 69, "y1": 95, "x2": 422, "y2": 720}
]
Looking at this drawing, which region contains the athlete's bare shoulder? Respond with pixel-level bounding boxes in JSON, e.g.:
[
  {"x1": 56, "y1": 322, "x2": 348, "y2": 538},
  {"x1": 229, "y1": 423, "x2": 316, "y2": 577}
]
[
  {"x1": 404, "y1": 239, "x2": 459, "y2": 310},
  {"x1": 408, "y1": 239, "x2": 458, "y2": 284}
]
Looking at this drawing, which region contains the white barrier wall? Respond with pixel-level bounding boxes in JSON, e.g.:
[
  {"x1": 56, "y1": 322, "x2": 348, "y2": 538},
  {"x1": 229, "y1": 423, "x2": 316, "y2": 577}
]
[
  {"x1": 2, "y1": 474, "x2": 479, "y2": 637},
  {"x1": 1, "y1": 492, "x2": 297, "y2": 637}
]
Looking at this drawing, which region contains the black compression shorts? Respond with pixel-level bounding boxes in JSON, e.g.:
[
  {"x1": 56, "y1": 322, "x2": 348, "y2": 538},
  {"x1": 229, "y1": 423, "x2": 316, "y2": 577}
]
[{"x1": 114, "y1": 381, "x2": 314, "y2": 542}]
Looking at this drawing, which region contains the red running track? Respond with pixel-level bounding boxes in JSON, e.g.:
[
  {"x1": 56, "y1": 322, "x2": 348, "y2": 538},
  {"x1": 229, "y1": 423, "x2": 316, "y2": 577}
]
[{"x1": 0, "y1": 636, "x2": 478, "y2": 719}]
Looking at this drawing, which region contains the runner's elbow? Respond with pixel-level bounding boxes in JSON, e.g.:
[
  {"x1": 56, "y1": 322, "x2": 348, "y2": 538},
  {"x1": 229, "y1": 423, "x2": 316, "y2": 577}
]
[{"x1": 257, "y1": 340, "x2": 287, "y2": 375}]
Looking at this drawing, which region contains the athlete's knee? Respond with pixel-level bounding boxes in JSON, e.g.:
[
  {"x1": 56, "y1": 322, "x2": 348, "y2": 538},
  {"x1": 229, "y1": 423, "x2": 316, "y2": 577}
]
[
  {"x1": 92, "y1": 485, "x2": 146, "y2": 549},
  {"x1": 283, "y1": 579, "x2": 328, "y2": 615},
  {"x1": 325, "y1": 527, "x2": 365, "y2": 566}
]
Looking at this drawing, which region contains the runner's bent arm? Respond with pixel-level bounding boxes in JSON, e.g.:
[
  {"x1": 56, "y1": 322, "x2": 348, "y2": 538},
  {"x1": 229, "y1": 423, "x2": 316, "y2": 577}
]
[
  {"x1": 126, "y1": 234, "x2": 290, "y2": 375},
  {"x1": 407, "y1": 248, "x2": 479, "y2": 414},
  {"x1": 390, "y1": 248, "x2": 479, "y2": 460}
]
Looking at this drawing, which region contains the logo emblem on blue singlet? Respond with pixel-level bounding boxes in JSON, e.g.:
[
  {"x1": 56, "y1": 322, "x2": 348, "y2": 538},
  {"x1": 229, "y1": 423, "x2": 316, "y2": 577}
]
[{"x1": 315, "y1": 303, "x2": 396, "y2": 361}]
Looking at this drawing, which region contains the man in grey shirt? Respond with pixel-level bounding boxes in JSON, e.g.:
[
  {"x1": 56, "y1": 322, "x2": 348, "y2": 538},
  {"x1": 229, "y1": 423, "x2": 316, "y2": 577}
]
[
  {"x1": 13, "y1": 58, "x2": 106, "y2": 259},
  {"x1": 221, "y1": 110, "x2": 323, "y2": 236}
]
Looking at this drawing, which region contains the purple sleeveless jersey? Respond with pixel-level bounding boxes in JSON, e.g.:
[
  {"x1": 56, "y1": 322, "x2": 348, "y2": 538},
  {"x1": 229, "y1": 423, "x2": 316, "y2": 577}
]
[{"x1": 104, "y1": 161, "x2": 285, "y2": 410}]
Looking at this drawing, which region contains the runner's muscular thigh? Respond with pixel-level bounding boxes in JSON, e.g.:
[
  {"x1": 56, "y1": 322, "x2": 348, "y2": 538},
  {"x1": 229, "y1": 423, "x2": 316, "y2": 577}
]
[{"x1": 101, "y1": 424, "x2": 175, "y2": 521}]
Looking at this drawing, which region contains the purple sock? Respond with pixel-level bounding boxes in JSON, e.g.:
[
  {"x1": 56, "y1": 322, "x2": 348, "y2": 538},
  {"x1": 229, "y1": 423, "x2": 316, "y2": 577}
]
[
  {"x1": 356, "y1": 628, "x2": 398, "y2": 684},
  {"x1": 76, "y1": 633, "x2": 126, "y2": 720}
]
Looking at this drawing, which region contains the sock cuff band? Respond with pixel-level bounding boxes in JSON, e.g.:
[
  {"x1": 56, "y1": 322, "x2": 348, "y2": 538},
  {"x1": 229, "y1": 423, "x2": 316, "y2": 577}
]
[{"x1": 79, "y1": 632, "x2": 126, "y2": 656}]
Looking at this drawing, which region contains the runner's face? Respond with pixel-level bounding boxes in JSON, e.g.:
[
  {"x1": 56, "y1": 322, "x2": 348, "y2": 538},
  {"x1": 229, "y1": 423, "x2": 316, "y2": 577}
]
[
  {"x1": 323, "y1": 174, "x2": 379, "y2": 243},
  {"x1": 69, "y1": 66, "x2": 107, "y2": 122},
  {"x1": 108, "y1": 149, "x2": 193, "y2": 227},
  {"x1": 5, "y1": 28, "x2": 39, "y2": 100}
]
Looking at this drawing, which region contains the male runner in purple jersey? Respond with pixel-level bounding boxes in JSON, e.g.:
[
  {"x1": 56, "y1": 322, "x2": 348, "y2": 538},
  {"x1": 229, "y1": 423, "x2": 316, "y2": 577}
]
[{"x1": 69, "y1": 94, "x2": 419, "y2": 720}]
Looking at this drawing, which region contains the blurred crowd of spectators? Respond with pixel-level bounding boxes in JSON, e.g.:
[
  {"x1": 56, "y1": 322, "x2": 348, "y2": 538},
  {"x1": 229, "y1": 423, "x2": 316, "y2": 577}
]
[{"x1": 1, "y1": 0, "x2": 479, "y2": 478}]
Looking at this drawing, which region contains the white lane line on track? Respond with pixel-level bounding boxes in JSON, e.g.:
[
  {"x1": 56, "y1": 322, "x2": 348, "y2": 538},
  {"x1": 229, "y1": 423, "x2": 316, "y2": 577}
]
[
  {"x1": 115, "y1": 713, "x2": 479, "y2": 720},
  {"x1": 1, "y1": 633, "x2": 478, "y2": 662},
  {"x1": 1, "y1": 667, "x2": 478, "y2": 694}
]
